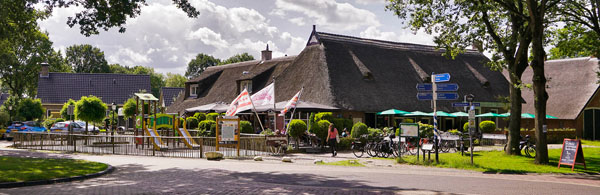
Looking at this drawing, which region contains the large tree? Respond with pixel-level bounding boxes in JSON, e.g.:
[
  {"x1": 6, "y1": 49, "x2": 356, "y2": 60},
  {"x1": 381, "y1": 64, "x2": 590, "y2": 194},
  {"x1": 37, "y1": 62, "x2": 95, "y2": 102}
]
[
  {"x1": 386, "y1": 0, "x2": 532, "y2": 157},
  {"x1": 165, "y1": 73, "x2": 187, "y2": 88},
  {"x1": 129, "y1": 66, "x2": 165, "y2": 98},
  {"x1": 17, "y1": 98, "x2": 44, "y2": 121},
  {"x1": 185, "y1": 53, "x2": 220, "y2": 78},
  {"x1": 75, "y1": 96, "x2": 107, "y2": 133},
  {"x1": 219, "y1": 53, "x2": 255, "y2": 65},
  {"x1": 548, "y1": 24, "x2": 600, "y2": 59},
  {"x1": 65, "y1": 44, "x2": 110, "y2": 73},
  {"x1": 0, "y1": 0, "x2": 54, "y2": 98}
]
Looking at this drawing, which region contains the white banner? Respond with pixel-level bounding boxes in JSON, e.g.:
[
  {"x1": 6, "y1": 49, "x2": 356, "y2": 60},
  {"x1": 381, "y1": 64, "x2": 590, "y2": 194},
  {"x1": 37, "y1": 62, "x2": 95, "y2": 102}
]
[
  {"x1": 281, "y1": 88, "x2": 303, "y2": 115},
  {"x1": 251, "y1": 83, "x2": 274, "y2": 106},
  {"x1": 226, "y1": 89, "x2": 253, "y2": 116}
]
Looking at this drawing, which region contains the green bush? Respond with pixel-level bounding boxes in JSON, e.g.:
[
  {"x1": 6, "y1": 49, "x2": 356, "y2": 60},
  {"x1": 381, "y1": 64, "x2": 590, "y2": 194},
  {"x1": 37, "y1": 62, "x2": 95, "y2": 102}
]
[
  {"x1": 260, "y1": 128, "x2": 275, "y2": 135},
  {"x1": 60, "y1": 99, "x2": 77, "y2": 120},
  {"x1": 308, "y1": 112, "x2": 316, "y2": 128},
  {"x1": 206, "y1": 113, "x2": 219, "y2": 121},
  {"x1": 55, "y1": 118, "x2": 65, "y2": 123},
  {"x1": 368, "y1": 128, "x2": 383, "y2": 137},
  {"x1": 310, "y1": 120, "x2": 330, "y2": 141},
  {"x1": 0, "y1": 111, "x2": 9, "y2": 128},
  {"x1": 186, "y1": 117, "x2": 199, "y2": 129},
  {"x1": 75, "y1": 96, "x2": 107, "y2": 124},
  {"x1": 479, "y1": 120, "x2": 496, "y2": 133},
  {"x1": 337, "y1": 137, "x2": 354, "y2": 150},
  {"x1": 17, "y1": 98, "x2": 45, "y2": 121},
  {"x1": 351, "y1": 122, "x2": 368, "y2": 138},
  {"x1": 122, "y1": 98, "x2": 137, "y2": 118},
  {"x1": 240, "y1": 120, "x2": 253, "y2": 134},
  {"x1": 209, "y1": 124, "x2": 217, "y2": 136},
  {"x1": 395, "y1": 128, "x2": 400, "y2": 136},
  {"x1": 42, "y1": 118, "x2": 57, "y2": 129},
  {"x1": 198, "y1": 120, "x2": 215, "y2": 131},
  {"x1": 448, "y1": 129, "x2": 460, "y2": 135},
  {"x1": 193, "y1": 113, "x2": 206, "y2": 121},
  {"x1": 403, "y1": 118, "x2": 415, "y2": 123},
  {"x1": 315, "y1": 112, "x2": 333, "y2": 122},
  {"x1": 343, "y1": 118, "x2": 353, "y2": 130},
  {"x1": 288, "y1": 119, "x2": 307, "y2": 139},
  {"x1": 463, "y1": 122, "x2": 469, "y2": 132},
  {"x1": 418, "y1": 122, "x2": 434, "y2": 138},
  {"x1": 330, "y1": 118, "x2": 345, "y2": 135}
]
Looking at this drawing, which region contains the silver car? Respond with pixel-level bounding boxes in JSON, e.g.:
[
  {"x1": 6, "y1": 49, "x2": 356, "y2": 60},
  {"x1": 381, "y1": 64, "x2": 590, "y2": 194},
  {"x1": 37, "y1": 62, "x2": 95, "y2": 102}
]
[{"x1": 50, "y1": 121, "x2": 99, "y2": 133}]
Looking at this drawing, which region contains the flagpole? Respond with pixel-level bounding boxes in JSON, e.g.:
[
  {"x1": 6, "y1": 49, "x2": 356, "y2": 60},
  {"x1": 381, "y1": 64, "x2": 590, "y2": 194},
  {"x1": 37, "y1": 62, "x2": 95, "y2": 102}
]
[
  {"x1": 272, "y1": 78, "x2": 277, "y2": 131},
  {"x1": 286, "y1": 87, "x2": 303, "y2": 132}
]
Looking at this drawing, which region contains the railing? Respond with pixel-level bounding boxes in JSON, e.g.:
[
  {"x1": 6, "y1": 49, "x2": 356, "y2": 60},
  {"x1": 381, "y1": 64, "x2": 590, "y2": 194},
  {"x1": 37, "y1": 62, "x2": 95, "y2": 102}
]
[{"x1": 12, "y1": 132, "x2": 273, "y2": 158}]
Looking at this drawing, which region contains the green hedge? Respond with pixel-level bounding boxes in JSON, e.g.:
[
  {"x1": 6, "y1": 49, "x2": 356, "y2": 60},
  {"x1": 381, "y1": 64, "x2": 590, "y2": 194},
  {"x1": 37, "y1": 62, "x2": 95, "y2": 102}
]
[
  {"x1": 351, "y1": 122, "x2": 368, "y2": 138},
  {"x1": 198, "y1": 120, "x2": 216, "y2": 136},
  {"x1": 240, "y1": 121, "x2": 253, "y2": 134},
  {"x1": 186, "y1": 117, "x2": 199, "y2": 129},
  {"x1": 463, "y1": 122, "x2": 469, "y2": 132},
  {"x1": 206, "y1": 113, "x2": 219, "y2": 121},
  {"x1": 288, "y1": 119, "x2": 307, "y2": 139},
  {"x1": 193, "y1": 113, "x2": 206, "y2": 121},
  {"x1": 315, "y1": 112, "x2": 333, "y2": 122},
  {"x1": 418, "y1": 122, "x2": 434, "y2": 138},
  {"x1": 479, "y1": 120, "x2": 496, "y2": 133},
  {"x1": 337, "y1": 137, "x2": 354, "y2": 151},
  {"x1": 310, "y1": 120, "x2": 330, "y2": 142},
  {"x1": 368, "y1": 128, "x2": 383, "y2": 137}
]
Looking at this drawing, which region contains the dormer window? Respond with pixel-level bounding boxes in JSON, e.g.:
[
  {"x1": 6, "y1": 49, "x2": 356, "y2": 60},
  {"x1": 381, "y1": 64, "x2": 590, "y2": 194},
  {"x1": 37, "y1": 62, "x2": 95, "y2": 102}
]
[
  {"x1": 240, "y1": 80, "x2": 252, "y2": 93},
  {"x1": 190, "y1": 84, "x2": 199, "y2": 97}
]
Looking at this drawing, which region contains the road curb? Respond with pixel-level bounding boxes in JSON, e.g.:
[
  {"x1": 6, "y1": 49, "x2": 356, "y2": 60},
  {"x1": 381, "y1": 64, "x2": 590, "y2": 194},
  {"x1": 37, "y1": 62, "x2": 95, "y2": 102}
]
[{"x1": 0, "y1": 164, "x2": 114, "y2": 188}]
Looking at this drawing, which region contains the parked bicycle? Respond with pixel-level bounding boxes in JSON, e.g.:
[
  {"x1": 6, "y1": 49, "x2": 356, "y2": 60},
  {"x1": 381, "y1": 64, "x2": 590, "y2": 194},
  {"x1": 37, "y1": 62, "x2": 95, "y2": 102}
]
[
  {"x1": 351, "y1": 135, "x2": 368, "y2": 158},
  {"x1": 503, "y1": 135, "x2": 536, "y2": 157}
]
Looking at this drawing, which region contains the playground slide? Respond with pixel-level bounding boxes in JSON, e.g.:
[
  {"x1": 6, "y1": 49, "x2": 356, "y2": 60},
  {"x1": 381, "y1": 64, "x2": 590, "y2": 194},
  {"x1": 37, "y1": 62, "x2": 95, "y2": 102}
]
[
  {"x1": 175, "y1": 127, "x2": 201, "y2": 149},
  {"x1": 144, "y1": 127, "x2": 168, "y2": 150}
]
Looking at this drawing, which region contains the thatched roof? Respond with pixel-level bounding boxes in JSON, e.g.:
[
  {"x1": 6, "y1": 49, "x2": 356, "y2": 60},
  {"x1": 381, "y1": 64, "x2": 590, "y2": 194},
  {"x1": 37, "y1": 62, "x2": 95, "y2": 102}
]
[
  {"x1": 168, "y1": 29, "x2": 510, "y2": 113},
  {"x1": 518, "y1": 57, "x2": 600, "y2": 119}
]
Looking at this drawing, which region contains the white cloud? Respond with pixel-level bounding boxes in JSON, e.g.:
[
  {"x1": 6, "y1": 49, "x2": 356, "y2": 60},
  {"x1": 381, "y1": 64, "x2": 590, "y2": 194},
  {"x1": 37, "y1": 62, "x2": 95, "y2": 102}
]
[
  {"x1": 187, "y1": 27, "x2": 229, "y2": 49},
  {"x1": 360, "y1": 26, "x2": 434, "y2": 45},
  {"x1": 289, "y1": 17, "x2": 306, "y2": 26},
  {"x1": 354, "y1": 0, "x2": 386, "y2": 5},
  {"x1": 360, "y1": 26, "x2": 399, "y2": 42},
  {"x1": 273, "y1": 0, "x2": 380, "y2": 31}
]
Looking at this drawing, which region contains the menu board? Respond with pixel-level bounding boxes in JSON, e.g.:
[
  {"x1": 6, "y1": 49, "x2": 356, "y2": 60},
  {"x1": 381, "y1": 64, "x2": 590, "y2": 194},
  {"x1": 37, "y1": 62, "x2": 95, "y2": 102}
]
[
  {"x1": 400, "y1": 123, "x2": 419, "y2": 137},
  {"x1": 558, "y1": 139, "x2": 586, "y2": 171}
]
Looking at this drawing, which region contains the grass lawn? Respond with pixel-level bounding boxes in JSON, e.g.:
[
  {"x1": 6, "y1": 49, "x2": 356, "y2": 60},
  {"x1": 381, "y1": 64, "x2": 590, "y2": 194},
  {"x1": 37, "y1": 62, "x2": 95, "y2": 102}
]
[
  {"x1": 397, "y1": 147, "x2": 599, "y2": 174},
  {"x1": 581, "y1": 140, "x2": 600, "y2": 147},
  {"x1": 0, "y1": 157, "x2": 108, "y2": 183},
  {"x1": 316, "y1": 159, "x2": 365, "y2": 167}
]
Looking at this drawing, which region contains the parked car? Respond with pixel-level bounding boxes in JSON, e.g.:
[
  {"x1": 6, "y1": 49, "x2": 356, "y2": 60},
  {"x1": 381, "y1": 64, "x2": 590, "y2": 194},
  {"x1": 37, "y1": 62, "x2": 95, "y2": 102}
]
[
  {"x1": 75, "y1": 121, "x2": 100, "y2": 134},
  {"x1": 5, "y1": 121, "x2": 47, "y2": 141},
  {"x1": 50, "y1": 121, "x2": 99, "y2": 134}
]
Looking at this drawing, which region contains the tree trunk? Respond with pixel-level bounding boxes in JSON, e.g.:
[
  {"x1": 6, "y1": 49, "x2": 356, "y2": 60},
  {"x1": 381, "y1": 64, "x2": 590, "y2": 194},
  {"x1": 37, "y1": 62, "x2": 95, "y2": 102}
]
[
  {"x1": 527, "y1": 0, "x2": 549, "y2": 164},
  {"x1": 506, "y1": 76, "x2": 523, "y2": 155}
]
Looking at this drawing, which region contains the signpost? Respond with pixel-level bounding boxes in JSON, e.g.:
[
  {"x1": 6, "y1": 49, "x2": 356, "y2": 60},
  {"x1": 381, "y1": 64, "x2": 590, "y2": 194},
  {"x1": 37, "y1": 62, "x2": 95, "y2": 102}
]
[
  {"x1": 216, "y1": 116, "x2": 241, "y2": 156},
  {"x1": 452, "y1": 102, "x2": 480, "y2": 107},
  {"x1": 465, "y1": 94, "x2": 475, "y2": 165},
  {"x1": 416, "y1": 83, "x2": 459, "y2": 91},
  {"x1": 67, "y1": 105, "x2": 74, "y2": 145},
  {"x1": 558, "y1": 139, "x2": 586, "y2": 171},
  {"x1": 416, "y1": 93, "x2": 459, "y2": 100}
]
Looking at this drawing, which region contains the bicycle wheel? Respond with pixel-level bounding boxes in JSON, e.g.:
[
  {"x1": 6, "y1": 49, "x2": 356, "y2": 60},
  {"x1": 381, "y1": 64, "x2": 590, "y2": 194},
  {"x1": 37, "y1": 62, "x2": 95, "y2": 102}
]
[
  {"x1": 407, "y1": 142, "x2": 417, "y2": 155},
  {"x1": 352, "y1": 145, "x2": 364, "y2": 158},
  {"x1": 392, "y1": 143, "x2": 400, "y2": 157},
  {"x1": 366, "y1": 143, "x2": 377, "y2": 157},
  {"x1": 441, "y1": 141, "x2": 450, "y2": 153},
  {"x1": 526, "y1": 145, "x2": 536, "y2": 158}
]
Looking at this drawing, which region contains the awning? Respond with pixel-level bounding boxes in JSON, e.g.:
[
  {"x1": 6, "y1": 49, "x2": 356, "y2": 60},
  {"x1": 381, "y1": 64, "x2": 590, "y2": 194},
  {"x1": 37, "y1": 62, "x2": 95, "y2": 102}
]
[
  {"x1": 476, "y1": 112, "x2": 506, "y2": 118},
  {"x1": 184, "y1": 102, "x2": 229, "y2": 113},
  {"x1": 376, "y1": 109, "x2": 410, "y2": 115},
  {"x1": 501, "y1": 112, "x2": 557, "y2": 119},
  {"x1": 252, "y1": 100, "x2": 339, "y2": 112},
  {"x1": 404, "y1": 111, "x2": 431, "y2": 116},
  {"x1": 451, "y1": 112, "x2": 469, "y2": 117}
]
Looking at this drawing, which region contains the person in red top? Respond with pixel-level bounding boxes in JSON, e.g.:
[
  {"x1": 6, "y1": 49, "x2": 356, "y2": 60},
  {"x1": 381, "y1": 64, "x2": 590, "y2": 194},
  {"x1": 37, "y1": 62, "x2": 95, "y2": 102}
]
[{"x1": 326, "y1": 123, "x2": 339, "y2": 157}]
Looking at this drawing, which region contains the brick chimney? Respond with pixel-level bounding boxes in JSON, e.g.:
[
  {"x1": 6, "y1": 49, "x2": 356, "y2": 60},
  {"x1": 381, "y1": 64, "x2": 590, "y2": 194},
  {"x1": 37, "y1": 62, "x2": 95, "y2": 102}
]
[
  {"x1": 40, "y1": 62, "x2": 49, "y2": 78},
  {"x1": 261, "y1": 44, "x2": 272, "y2": 61}
]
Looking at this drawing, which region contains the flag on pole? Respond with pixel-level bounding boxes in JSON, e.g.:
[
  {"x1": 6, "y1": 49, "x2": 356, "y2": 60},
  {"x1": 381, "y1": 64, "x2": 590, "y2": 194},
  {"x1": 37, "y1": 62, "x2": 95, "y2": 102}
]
[
  {"x1": 226, "y1": 89, "x2": 253, "y2": 116},
  {"x1": 251, "y1": 83, "x2": 275, "y2": 106},
  {"x1": 281, "y1": 88, "x2": 303, "y2": 115}
]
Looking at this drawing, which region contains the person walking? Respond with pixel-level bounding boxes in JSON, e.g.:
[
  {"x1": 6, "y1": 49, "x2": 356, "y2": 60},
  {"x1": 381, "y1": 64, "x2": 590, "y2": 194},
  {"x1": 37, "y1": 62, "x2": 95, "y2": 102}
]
[{"x1": 326, "y1": 123, "x2": 339, "y2": 157}]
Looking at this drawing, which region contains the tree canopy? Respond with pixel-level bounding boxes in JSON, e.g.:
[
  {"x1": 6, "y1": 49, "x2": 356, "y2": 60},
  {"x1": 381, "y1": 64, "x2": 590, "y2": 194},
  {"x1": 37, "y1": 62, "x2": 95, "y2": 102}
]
[
  {"x1": 219, "y1": 53, "x2": 255, "y2": 65},
  {"x1": 185, "y1": 53, "x2": 220, "y2": 78},
  {"x1": 165, "y1": 73, "x2": 187, "y2": 88},
  {"x1": 17, "y1": 98, "x2": 44, "y2": 121},
  {"x1": 65, "y1": 44, "x2": 110, "y2": 73},
  {"x1": 60, "y1": 99, "x2": 77, "y2": 120},
  {"x1": 75, "y1": 96, "x2": 107, "y2": 123}
]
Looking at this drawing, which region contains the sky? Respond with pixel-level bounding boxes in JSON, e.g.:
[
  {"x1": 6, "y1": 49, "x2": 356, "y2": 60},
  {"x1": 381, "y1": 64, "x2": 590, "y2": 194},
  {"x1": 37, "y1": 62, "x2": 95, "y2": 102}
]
[{"x1": 39, "y1": 0, "x2": 434, "y2": 75}]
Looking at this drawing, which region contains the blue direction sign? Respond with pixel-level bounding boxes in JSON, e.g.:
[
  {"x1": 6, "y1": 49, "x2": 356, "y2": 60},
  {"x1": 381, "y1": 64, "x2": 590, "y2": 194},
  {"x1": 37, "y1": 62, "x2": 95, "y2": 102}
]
[
  {"x1": 452, "y1": 102, "x2": 481, "y2": 107},
  {"x1": 416, "y1": 83, "x2": 459, "y2": 91},
  {"x1": 417, "y1": 92, "x2": 459, "y2": 100},
  {"x1": 433, "y1": 73, "x2": 451, "y2": 82}
]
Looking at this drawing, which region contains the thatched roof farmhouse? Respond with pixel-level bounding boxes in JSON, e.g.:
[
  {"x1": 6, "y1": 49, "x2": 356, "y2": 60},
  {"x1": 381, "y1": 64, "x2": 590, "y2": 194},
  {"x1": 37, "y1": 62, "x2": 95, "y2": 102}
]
[{"x1": 168, "y1": 26, "x2": 510, "y2": 129}]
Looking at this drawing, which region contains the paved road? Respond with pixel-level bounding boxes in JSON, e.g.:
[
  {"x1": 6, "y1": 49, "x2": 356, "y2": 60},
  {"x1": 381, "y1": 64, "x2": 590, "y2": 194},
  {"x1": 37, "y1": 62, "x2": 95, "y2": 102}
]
[{"x1": 0, "y1": 141, "x2": 599, "y2": 194}]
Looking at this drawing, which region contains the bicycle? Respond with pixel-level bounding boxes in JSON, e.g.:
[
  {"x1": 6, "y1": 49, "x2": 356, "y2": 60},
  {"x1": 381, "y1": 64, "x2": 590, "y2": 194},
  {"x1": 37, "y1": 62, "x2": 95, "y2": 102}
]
[
  {"x1": 503, "y1": 135, "x2": 536, "y2": 158},
  {"x1": 400, "y1": 137, "x2": 418, "y2": 155},
  {"x1": 351, "y1": 135, "x2": 368, "y2": 158}
]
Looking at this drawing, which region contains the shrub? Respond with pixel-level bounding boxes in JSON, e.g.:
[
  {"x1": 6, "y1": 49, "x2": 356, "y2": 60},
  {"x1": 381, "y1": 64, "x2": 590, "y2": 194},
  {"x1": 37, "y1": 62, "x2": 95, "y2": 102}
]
[
  {"x1": 288, "y1": 119, "x2": 307, "y2": 139},
  {"x1": 193, "y1": 113, "x2": 206, "y2": 121},
  {"x1": 330, "y1": 118, "x2": 345, "y2": 135},
  {"x1": 122, "y1": 98, "x2": 137, "y2": 118},
  {"x1": 395, "y1": 128, "x2": 400, "y2": 136},
  {"x1": 368, "y1": 128, "x2": 383, "y2": 137},
  {"x1": 17, "y1": 98, "x2": 45, "y2": 121},
  {"x1": 403, "y1": 118, "x2": 415, "y2": 123},
  {"x1": 42, "y1": 118, "x2": 57, "y2": 129},
  {"x1": 186, "y1": 117, "x2": 199, "y2": 129},
  {"x1": 310, "y1": 120, "x2": 330, "y2": 141},
  {"x1": 479, "y1": 120, "x2": 496, "y2": 133},
  {"x1": 463, "y1": 122, "x2": 469, "y2": 132},
  {"x1": 308, "y1": 112, "x2": 316, "y2": 128},
  {"x1": 260, "y1": 128, "x2": 275, "y2": 135},
  {"x1": 314, "y1": 112, "x2": 333, "y2": 122},
  {"x1": 337, "y1": 137, "x2": 354, "y2": 150},
  {"x1": 198, "y1": 120, "x2": 215, "y2": 131},
  {"x1": 206, "y1": 113, "x2": 219, "y2": 121},
  {"x1": 418, "y1": 122, "x2": 434, "y2": 138},
  {"x1": 55, "y1": 118, "x2": 65, "y2": 123},
  {"x1": 75, "y1": 96, "x2": 107, "y2": 124},
  {"x1": 343, "y1": 118, "x2": 353, "y2": 130},
  {"x1": 448, "y1": 129, "x2": 460, "y2": 135},
  {"x1": 209, "y1": 124, "x2": 217, "y2": 136},
  {"x1": 60, "y1": 99, "x2": 77, "y2": 120},
  {"x1": 0, "y1": 111, "x2": 9, "y2": 128},
  {"x1": 351, "y1": 122, "x2": 369, "y2": 138},
  {"x1": 240, "y1": 120, "x2": 253, "y2": 134}
]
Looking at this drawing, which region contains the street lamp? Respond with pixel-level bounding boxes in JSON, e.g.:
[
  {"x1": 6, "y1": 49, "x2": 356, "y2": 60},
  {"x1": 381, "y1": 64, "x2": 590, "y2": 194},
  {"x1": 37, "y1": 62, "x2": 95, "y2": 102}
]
[
  {"x1": 8, "y1": 105, "x2": 12, "y2": 122},
  {"x1": 111, "y1": 103, "x2": 116, "y2": 133}
]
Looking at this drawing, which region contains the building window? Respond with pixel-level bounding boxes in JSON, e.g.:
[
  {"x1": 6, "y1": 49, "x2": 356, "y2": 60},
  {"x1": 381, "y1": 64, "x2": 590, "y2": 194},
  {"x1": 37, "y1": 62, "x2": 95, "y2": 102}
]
[
  {"x1": 190, "y1": 84, "x2": 198, "y2": 97},
  {"x1": 240, "y1": 80, "x2": 252, "y2": 93}
]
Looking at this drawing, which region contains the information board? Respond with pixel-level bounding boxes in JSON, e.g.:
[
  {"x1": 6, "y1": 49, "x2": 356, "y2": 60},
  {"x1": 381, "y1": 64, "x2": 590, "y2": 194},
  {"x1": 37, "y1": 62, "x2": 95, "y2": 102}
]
[
  {"x1": 216, "y1": 116, "x2": 240, "y2": 149},
  {"x1": 400, "y1": 123, "x2": 419, "y2": 137},
  {"x1": 558, "y1": 139, "x2": 586, "y2": 171}
]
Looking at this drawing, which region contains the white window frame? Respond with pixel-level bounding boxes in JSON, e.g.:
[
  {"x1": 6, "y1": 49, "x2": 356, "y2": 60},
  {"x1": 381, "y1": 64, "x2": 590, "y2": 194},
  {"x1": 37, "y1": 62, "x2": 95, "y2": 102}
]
[
  {"x1": 190, "y1": 84, "x2": 198, "y2": 97},
  {"x1": 240, "y1": 80, "x2": 252, "y2": 93}
]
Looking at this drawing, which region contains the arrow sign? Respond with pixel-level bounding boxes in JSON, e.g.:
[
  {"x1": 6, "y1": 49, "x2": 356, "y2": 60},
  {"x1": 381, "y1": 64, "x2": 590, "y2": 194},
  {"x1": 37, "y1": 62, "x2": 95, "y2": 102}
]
[
  {"x1": 433, "y1": 73, "x2": 451, "y2": 83},
  {"x1": 417, "y1": 92, "x2": 459, "y2": 100},
  {"x1": 416, "y1": 83, "x2": 459, "y2": 91},
  {"x1": 452, "y1": 102, "x2": 481, "y2": 107}
]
